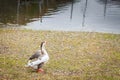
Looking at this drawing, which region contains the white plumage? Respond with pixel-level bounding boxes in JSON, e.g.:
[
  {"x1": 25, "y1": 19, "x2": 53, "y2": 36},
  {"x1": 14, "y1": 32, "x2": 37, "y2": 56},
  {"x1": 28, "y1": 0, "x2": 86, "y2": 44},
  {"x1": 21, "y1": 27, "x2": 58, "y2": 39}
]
[{"x1": 27, "y1": 54, "x2": 49, "y2": 69}]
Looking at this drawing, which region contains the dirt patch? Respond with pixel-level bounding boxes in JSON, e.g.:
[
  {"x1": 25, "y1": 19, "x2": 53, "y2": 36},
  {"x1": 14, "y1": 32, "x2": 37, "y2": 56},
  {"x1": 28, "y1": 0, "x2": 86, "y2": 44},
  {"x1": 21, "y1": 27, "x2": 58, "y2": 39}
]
[{"x1": 0, "y1": 44, "x2": 9, "y2": 54}]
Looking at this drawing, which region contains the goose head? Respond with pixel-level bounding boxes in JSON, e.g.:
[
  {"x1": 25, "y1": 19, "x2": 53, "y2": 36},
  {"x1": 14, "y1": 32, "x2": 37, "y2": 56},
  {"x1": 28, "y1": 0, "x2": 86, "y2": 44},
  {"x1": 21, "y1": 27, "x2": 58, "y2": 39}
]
[{"x1": 40, "y1": 41, "x2": 46, "y2": 47}]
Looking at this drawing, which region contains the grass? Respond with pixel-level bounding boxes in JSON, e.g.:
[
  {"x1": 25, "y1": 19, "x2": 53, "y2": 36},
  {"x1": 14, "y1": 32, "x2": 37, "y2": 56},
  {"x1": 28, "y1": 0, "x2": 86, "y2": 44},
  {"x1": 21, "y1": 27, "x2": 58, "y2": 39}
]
[{"x1": 0, "y1": 28, "x2": 120, "y2": 80}]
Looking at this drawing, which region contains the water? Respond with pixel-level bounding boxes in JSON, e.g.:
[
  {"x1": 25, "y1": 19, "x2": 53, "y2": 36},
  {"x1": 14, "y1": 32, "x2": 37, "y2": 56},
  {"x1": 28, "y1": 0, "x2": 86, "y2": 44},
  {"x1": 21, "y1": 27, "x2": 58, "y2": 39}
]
[{"x1": 0, "y1": 0, "x2": 120, "y2": 34}]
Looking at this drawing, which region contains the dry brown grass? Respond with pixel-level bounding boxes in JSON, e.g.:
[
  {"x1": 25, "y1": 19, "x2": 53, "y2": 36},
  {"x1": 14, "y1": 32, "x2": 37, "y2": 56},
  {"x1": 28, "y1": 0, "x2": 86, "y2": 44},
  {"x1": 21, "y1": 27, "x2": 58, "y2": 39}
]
[{"x1": 0, "y1": 28, "x2": 120, "y2": 80}]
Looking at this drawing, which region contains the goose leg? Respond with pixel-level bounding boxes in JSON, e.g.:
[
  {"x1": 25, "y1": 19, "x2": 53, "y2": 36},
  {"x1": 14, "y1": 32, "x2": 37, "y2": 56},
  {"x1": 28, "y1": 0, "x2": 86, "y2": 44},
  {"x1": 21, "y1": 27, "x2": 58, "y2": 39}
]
[{"x1": 37, "y1": 62, "x2": 44, "y2": 73}]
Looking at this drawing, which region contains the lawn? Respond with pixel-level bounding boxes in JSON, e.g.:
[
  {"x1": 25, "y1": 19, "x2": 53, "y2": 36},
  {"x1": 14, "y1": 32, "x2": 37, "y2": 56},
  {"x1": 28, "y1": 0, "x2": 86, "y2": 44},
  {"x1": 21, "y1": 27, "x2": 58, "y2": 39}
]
[{"x1": 0, "y1": 28, "x2": 120, "y2": 80}]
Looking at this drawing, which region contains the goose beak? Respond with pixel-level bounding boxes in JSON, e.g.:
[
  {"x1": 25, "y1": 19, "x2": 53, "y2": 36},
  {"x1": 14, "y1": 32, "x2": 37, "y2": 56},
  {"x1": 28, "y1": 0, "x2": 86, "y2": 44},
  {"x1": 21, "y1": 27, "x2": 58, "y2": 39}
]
[{"x1": 44, "y1": 41, "x2": 47, "y2": 44}]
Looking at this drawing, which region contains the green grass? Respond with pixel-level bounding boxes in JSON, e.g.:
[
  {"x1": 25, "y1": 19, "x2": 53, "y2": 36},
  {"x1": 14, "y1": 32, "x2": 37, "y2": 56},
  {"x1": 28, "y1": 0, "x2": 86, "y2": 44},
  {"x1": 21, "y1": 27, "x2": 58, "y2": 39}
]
[{"x1": 0, "y1": 28, "x2": 120, "y2": 80}]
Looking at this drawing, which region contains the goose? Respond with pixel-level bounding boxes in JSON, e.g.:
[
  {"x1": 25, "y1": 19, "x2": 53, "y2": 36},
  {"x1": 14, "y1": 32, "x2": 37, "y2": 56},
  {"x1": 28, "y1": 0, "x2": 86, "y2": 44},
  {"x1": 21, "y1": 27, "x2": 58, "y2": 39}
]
[{"x1": 26, "y1": 41, "x2": 49, "y2": 73}]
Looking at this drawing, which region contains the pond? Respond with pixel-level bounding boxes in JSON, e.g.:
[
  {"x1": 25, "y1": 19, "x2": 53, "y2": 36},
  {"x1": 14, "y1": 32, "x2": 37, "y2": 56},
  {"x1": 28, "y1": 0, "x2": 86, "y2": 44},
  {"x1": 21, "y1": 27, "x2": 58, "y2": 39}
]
[{"x1": 0, "y1": 0, "x2": 120, "y2": 34}]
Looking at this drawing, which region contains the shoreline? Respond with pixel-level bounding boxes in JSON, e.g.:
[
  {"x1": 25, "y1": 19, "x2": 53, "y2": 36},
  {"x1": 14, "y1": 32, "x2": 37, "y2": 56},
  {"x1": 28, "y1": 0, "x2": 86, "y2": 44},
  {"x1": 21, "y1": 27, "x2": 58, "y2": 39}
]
[{"x1": 1, "y1": 27, "x2": 120, "y2": 35}]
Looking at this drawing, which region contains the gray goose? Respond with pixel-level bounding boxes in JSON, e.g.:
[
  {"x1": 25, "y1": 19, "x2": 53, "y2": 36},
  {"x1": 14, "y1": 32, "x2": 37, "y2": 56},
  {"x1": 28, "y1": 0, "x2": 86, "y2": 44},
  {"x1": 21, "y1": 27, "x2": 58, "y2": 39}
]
[{"x1": 26, "y1": 41, "x2": 49, "y2": 73}]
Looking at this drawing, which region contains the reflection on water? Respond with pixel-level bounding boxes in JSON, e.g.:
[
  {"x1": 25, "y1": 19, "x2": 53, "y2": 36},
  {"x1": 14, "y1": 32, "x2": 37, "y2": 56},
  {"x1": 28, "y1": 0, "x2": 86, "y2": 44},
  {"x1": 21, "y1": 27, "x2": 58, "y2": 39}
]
[{"x1": 0, "y1": 0, "x2": 120, "y2": 34}]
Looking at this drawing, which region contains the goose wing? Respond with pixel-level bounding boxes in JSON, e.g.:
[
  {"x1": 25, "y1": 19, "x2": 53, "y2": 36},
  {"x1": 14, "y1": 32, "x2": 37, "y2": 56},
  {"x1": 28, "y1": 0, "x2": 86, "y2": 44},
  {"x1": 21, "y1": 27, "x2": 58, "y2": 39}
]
[{"x1": 29, "y1": 50, "x2": 42, "y2": 60}]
